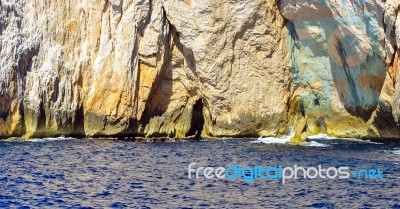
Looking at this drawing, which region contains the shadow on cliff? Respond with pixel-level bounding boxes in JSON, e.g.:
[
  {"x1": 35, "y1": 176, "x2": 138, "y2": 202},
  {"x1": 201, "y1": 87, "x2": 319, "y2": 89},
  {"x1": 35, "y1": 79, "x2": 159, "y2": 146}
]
[
  {"x1": 138, "y1": 11, "x2": 205, "y2": 139},
  {"x1": 329, "y1": 48, "x2": 386, "y2": 121},
  {"x1": 16, "y1": 40, "x2": 41, "y2": 137},
  {"x1": 186, "y1": 99, "x2": 204, "y2": 140},
  {"x1": 286, "y1": 7, "x2": 390, "y2": 123}
]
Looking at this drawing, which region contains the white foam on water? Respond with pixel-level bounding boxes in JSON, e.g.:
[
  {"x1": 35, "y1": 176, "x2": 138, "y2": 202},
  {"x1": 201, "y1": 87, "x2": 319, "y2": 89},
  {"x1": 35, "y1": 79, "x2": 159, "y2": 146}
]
[
  {"x1": 307, "y1": 134, "x2": 384, "y2": 144},
  {"x1": 252, "y1": 131, "x2": 295, "y2": 144},
  {"x1": 364, "y1": 141, "x2": 384, "y2": 145},
  {"x1": 301, "y1": 141, "x2": 330, "y2": 147},
  {"x1": 307, "y1": 134, "x2": 361, "y2": 141},
  {"x1": 307, "y1": 134, "x2": 336, "y2": 140},
  {"x1": 253, "y1": 133, "x2": 330, "y2": 147},
  {"x1": 391, "y1": 150, "x2": 400, "y2": 155},
  {"x1": 26, "y1": 136, "x2": 75, "y2": 142},
  {"x1": 339, "y1": 138, "x2": 383, "y2": 144}
]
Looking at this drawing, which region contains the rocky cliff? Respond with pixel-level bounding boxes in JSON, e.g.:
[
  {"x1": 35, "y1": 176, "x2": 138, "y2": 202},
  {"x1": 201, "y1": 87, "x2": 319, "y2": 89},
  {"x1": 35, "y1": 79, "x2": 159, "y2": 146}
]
[{"x1": 0, "y1": 0, "x2": 399, "y2": 140}]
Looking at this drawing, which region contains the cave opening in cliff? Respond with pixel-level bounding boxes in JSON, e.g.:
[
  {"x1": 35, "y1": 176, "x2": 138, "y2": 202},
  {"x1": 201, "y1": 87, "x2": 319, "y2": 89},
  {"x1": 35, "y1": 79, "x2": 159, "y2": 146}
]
[{"x1": 187, "y1": 99, "x2": 205, "y2": 140}]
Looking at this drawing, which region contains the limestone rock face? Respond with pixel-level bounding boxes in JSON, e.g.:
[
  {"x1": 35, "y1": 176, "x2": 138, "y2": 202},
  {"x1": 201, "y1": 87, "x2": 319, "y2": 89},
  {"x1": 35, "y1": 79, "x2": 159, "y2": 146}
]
[
  {"x1": 281, "y1": 0, "x2": 400, "y2": 139},
  {"x1": 387, "y1": 0, "x2": 400, "y2": 124},
  {"x1": 0, "y1": 0, "x2": 399, "y2": 140},
  {"x1": 0, "y1": 0, "x2": 290, "y2": 138}
]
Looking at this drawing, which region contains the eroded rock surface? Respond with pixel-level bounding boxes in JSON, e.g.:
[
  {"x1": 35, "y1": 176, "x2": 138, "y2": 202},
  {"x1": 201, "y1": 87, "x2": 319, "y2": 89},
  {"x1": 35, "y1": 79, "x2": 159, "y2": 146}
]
[
  {"x1": 0, "y1": 0, "x2": 399, "y2": 140},
  {"x1": 0, "y1": 0, "x2": 290, "y2": 138},
  {"x1": 281, "y1": 0, "x2": 400, "y2": 140}
]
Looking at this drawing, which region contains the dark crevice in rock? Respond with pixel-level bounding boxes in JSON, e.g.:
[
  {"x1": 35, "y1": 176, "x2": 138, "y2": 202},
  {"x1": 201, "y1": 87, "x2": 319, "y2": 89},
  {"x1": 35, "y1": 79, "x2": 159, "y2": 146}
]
[
  {"x1": 0, "y1": 111, "x2": 9, "y2": 121},
  {"x1": 72, "y1": 104, "x2": 85, "y2": 136},
  {"x1": 314, "y1": 98, "x2": 320, "y2": 106},
  {"x1": 0, "y1": 80, "x2": 10, "y2": 120},
  {"x1": 186, "y1": 99, "x2": 204, "y2": 140},
  {"x1": 316, "y1": 117, "x2": 327, "y2": 132},
  {"x1": 298, "y1": 101, "x2": 305, "y2": 117},
  {"x1": 35, "y1": 99, "x2": 47, "y2": 137}
]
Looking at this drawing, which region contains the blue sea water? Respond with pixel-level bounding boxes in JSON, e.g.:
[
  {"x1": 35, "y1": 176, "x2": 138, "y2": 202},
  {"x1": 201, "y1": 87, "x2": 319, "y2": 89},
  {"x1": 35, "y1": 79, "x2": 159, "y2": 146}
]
[{"x1": 0, "y1": 137, "x2": 399, "y2": 208}]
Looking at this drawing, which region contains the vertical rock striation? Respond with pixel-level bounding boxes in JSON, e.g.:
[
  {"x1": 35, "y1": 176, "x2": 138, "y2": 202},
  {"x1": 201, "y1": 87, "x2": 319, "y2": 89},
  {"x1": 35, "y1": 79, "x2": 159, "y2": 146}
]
[
  {"x1": 281, "y1": 0, "x2": 400, "y2": 140},
  {"x1": 0, "y1": 0, "x2": 399, "y2": 140},
  {"x1": 0, "y1": 0, "x2": 290, "y2": 139},
  {"x1": 386, "y1": 0, "x2": 400, "y2": 125}
]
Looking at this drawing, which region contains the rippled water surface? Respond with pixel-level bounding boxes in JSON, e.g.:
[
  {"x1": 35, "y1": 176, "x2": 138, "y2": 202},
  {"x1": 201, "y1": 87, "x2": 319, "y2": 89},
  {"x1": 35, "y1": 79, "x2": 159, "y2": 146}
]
[{"x1": 0, "y1": 138, "x2": 399, "y2": 208}]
